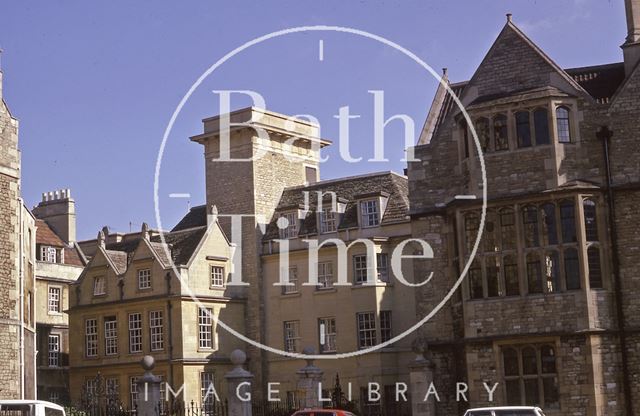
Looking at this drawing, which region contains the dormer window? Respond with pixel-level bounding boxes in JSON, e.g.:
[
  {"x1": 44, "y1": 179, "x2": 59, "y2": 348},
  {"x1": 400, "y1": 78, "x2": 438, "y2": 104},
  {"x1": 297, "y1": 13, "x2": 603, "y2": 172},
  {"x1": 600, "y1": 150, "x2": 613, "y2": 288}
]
[
  {"x1": 93, "y1": 276, "x2": 106, "y2": 296},
  {"x1": 137, "y1": 269, "x2": 151, "y2": 290},
  {"x1": 360, "y1": 200, "x2": 380, "y2": 228},
  {"x1": 279, "y1": 211, "x2": 298, "y2": 239},
  {"x1": 40, "y1": 246, "x2": 62, "y2": 263},
  {"x1": 319, "y1": 208, "x2": 337, "y2": 233},
  {"x1": 556, "y1": 106, "x2": 572, "y2": 143}
]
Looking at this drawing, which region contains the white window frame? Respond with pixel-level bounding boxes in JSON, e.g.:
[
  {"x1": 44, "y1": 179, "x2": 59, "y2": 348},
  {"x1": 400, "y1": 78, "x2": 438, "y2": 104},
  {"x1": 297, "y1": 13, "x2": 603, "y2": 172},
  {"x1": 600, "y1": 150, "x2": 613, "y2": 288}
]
[
  {"x1": 282, "y1": 266, "x2": 299, "y2": 294},
  {"x1": 41, "y1": 246, "x2": 57, "y2": 263},
  {"x1": 128, "y1": 312, "x2": 143, "y2": 354},
  {"x1": 319, "y1": 208, "x2": 337, "y2": 233},
  {"x1": 318, "y1": 317, "x2": 337, "y2": 353},
  {"x1": 317, "y1": 261, "x2": 334, "y2": 289},
  {"x1": 104, "y1": 317, "x2": 118, "y2": 356},
  {"x1": 353, "y1": 255, "x2": 369, "y2": 284},
  {"x1": 106, "y1": 378, "x2": 120, "y2": 404},
  {"x1": 198, "y1": 307, "x2": 214, "y2": 349},
  {"x1": 48, "y1": 333, "x2": 60, "y2": 367},
  {"x1": 149, "y1": 310, "x2": 164, "y2": 351},
  {"x1": 356, "y1": 312, "x2": 377, "y2": 349},
  {"x1": 279, "y1": 211, "x2": 298, "y2": 239},
  {"x1": 49, "y1": 391, "x2": 60, "y2": 404},
  {"x1": 360, "y1": 199, "x2": 380, "y2": 228},
  {"x1": 210, "y1": 265, "x2": 225, "y2": 288},
  {"x1": 48, "y1": 285, "x2": 62, "y2": 314},
  {"x1": 284, "y1": 320, "x2": 300, "y2": 353},
  {"x1": 85, "y1": 318, "x2": 98, "y2": 357},
  {"x1": 138, "y1": 269, "x2": 152, "y2": 290},
  {"x1": 93, "y1": 276, "x2": 106, "y2": 296}
]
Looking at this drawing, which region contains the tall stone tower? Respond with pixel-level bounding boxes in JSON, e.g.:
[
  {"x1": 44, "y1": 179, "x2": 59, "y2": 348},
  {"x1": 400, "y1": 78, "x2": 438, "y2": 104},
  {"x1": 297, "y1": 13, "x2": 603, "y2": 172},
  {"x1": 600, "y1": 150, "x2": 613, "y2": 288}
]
[
  {"x1": 191, "y1": 107, "x2": 328, "y2": 390},
  {"x1": 623, "y1": 0, "x2": 640, "y2": 74},
  {"x1": 0, "y1": 67, "x2": 37, "y2": 399}
]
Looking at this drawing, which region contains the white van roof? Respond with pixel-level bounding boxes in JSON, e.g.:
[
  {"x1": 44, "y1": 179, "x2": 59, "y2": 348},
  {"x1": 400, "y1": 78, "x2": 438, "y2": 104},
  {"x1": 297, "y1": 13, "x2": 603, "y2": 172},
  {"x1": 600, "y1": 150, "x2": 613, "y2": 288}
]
[
  {"x1": 0, "y1": 400, "x2": 65, "y2": 412},
  {"x1": 467, "y1": 407, "x2": 542, "y2": 411}
]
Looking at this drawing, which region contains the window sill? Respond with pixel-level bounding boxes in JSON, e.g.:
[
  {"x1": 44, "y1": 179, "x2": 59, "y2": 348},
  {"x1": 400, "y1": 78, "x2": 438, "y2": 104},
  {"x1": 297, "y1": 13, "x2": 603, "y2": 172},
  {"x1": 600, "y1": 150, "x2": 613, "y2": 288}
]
[
  {"x1": 210, "y1": 286, "x2": 225, "y2": 290},
  {"x1": 280, "y1": 292, "x2": 301, "y2": 298},
  {"x1": 47, "y1": 312, "x2": 63, "y2": 316},
  {"x1": 351, "y1": 282, "x2": 393, "y2": 289},
  {"x1": 314, "y1": 287, "x2": 337, "y2": 294}
]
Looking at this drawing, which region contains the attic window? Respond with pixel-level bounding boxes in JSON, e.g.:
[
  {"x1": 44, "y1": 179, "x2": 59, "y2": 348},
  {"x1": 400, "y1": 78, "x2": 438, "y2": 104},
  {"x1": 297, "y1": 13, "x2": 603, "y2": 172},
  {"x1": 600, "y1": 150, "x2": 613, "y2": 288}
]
[
  {"x1": 93, "y1": 276, "x2": 106, "y2": 296},
  {"x1": 138, "y1": 269, "x2": 151, "y2": 290},
  {"x1": 40, "y1": 246, "x2": 61, "y2": 263},
  {"x1": 319, "y1": 208, "x2": 337, "y2": 233},
  {"x1": 279, "y1": 212, "x2": 298, "y2": 239},
  {"x1": 360, "y1": 200, "x2": 380, "y2": 228}
]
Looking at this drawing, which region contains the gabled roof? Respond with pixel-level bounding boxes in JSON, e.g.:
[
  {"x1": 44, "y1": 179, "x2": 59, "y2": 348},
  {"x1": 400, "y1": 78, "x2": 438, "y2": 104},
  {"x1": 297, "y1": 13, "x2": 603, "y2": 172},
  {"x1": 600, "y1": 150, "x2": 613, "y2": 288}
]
[
  {"x1": 95, "y1": 225, "x2": 209, "y2": 273},
  {"x1": 263, "y1": 171, "x2": 409, "y2": 240}
]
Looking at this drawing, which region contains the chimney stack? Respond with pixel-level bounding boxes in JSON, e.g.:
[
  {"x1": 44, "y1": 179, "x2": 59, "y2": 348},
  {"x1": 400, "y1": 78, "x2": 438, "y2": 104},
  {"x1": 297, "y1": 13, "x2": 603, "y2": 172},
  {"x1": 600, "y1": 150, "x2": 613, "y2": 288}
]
[
  {"x1": 623, "y1": 0, "x2": 640, "y2": 75},
  {"x1": 32, "y1": 188, "x2": 77, "y2": 244}
]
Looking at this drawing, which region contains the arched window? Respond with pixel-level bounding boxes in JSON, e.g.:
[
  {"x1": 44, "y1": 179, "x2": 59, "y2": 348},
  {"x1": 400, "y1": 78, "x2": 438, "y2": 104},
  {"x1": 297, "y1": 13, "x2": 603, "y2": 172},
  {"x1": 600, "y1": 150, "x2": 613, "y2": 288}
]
[
  {"x1": 465, "y1": 213, "x2": 479, "y2": 254},
  {"x1": 564, "y1": 248, "x2": 581, "y2": 290},
  {"x1": 516, "y1": 111, "x2": 531, "y2": 148},
  {"x1": 469, "y1": 260, "x2": 483, "y2": 299},
  {"x1": 534, "y1": 108, "x2": 550, "y2": 145},
  {"x1": 556, "y1": 106, "x2": 571, "y2": 143},
  {"x1": 583, "y1": 199, "x2": 598, "y2": 241},
  {"x1": 543, "y1": 251, "x2": 560, "y2": 293},
  {"x1": 560, "y1": 200, "x2": 577, "y2": 243},
  {"x1": 500, "y1": 208, "x2": 516, "y2": 250},
  {"x1": 522, "y1": 206, "x2": 540, "y2": 247},
  {"x1": 483, "y1": 210, "x2": 498, "y2": 253},
  {"x1": 588, "y1": 246, "x2": 602, "y2": 288},
  {"x1": 504, "y1": 255, "x2": 520, "y2": 296},
  {"x1": 486, "y1": 256, "x2": 501, "y2": 297},
  {"x1": 493, "y1": 114, "x2": 509, "y2": 151},
  {"x1": 527, "y1": 252, "x2": 543, "y2": 294},
  {"x1": 475, "y1": 118, "x2": 491, "y2": 153},
  {"x1": 460, "y1": 120, "x2": 470, "y2": 159},
  {"x1": 541, "y1": 203, "x2": 558, "y2": 245}
]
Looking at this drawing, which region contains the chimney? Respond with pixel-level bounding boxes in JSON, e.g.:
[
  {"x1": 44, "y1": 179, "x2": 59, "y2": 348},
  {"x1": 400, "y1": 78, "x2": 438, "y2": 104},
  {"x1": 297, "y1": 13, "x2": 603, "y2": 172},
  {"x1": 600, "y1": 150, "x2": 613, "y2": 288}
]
[
  {"x1": 32, "y1": 188, "x2": 77, "y2": 244},
  {"x1": 623, "y1": 0, "x2": 640, "y2": 75}
]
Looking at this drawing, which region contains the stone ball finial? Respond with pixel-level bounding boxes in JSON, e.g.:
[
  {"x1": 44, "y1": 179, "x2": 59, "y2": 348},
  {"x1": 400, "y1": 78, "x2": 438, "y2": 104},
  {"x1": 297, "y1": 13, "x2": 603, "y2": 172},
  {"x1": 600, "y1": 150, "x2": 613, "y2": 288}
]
[
  {"x1": 230, "y1": 349, "x2": 246, "y2": 366},
  {"x1": 141, "y1": 355, "x2": 155, "y2": 371}
]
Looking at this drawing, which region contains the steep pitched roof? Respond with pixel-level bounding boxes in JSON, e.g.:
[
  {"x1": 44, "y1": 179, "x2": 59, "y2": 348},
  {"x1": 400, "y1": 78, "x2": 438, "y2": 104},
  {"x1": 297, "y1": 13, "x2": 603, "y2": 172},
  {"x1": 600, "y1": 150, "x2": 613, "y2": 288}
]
[
  {"x1": 172, "y1": 205, "x2": 207, "y2": 231},
  {"x1": 566, "y1": 62, "x2": 626, "y2": 104},
  {"x1": 263, "y1": 171, "x2": 409, "y2": 240},
  {"x1": 35, "y1": 219, "x2": 85, "y2": 266}
]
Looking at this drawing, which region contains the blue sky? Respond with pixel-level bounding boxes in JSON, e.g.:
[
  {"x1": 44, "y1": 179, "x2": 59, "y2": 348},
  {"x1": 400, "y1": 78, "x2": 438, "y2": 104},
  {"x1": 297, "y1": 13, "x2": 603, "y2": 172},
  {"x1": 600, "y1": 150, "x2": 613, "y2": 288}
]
[{"x1": 0, "y1": 0, "x2": 626, "y2": 240}]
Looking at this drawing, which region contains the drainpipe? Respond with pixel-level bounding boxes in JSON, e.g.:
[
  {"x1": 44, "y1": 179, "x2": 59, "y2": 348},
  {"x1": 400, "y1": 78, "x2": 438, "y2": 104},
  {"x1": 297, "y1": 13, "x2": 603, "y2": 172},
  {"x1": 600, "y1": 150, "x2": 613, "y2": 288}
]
[
  {"x1": 598, "y1": 126, "x2": 633, "y2": 415},
  {"x1": 165, "y1": 272, "x2": 174, "y2": 403},
  {"x1": 18, "y1": 197, "x2": 25, "y2": 399}
]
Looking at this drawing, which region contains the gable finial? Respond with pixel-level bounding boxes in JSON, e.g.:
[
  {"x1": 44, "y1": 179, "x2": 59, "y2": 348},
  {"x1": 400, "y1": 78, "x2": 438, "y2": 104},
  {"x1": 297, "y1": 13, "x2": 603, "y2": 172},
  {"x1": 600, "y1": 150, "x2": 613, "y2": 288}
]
[
  {"x1": 506, "y1": 13, "x2": 513, "y2": 23},
  {"x1": 207, "y1": 205, "x2": 218, "y2": 227}
]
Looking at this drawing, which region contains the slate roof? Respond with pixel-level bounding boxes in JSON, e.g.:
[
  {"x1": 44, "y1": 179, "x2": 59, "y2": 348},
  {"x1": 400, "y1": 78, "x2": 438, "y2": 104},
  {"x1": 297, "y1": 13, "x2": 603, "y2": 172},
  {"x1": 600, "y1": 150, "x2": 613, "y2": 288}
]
[
  {"x1": 263, "y1": 171, "x2": 409, "y2": 240},
  {"x1": 100, "y1": 226, "x2": 208, "y2": 272},
  {"x1": 565, "y1": 62, "x2": 626, "y2": 104},
  {"x1": 172, "y1": 205, "x2": 207, "y2": 231},
  {"x1": 35, "y1": 219, "x2": 84, "y2": 266}
]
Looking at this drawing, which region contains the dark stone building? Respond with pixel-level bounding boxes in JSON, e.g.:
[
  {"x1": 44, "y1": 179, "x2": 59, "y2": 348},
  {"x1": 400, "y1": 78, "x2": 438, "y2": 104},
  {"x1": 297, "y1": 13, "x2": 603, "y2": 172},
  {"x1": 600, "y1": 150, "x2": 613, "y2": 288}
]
[{"x1": 408, "y1": 1, "x2": 640, "y2": 415}]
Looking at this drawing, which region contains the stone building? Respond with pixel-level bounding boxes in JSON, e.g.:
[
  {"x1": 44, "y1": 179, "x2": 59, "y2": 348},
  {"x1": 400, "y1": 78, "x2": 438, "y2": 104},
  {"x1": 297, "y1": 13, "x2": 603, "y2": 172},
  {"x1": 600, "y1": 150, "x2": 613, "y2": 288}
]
[
  {"x1": 67, "y1": 218, "x2": 246, "y2": 408},
  {"x1": 189, "y1": 107, "x2": 418, "y2": 408},
  {"x1": 407, "y1": 2, "x2": 640, "y2": 415},
  {"x1": 0, "y1": 67, "x2": 37, "y2": 399},
  {"x1": 32, "y1": 190, "x2": 85, "y2": 404}
]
